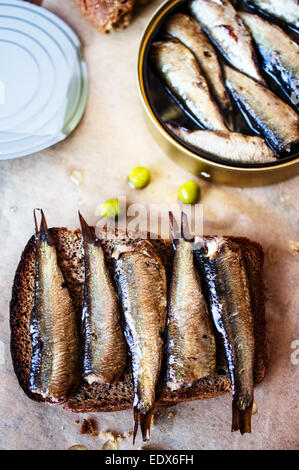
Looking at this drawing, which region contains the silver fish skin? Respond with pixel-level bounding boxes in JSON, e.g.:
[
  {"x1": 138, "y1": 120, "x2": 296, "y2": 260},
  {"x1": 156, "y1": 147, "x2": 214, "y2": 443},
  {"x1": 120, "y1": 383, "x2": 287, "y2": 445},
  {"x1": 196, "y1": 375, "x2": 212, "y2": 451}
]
[
  {"x1": 224, "y1": 65, "x2": 299, "y2": 153},
  {"x1": 29, "y1": 210, "x2": 80, "y2": 402},
  {"x1": 189, "y1": 0, "x2": 265, "y2": 83},
  {"x1": 240, "y1": 13, "x2": 299, "y2": 106},
  {"x1": 113, "y1": 240, "x2": 167, "y2": 442},
  {"x1": 151, "y1": 39, "x2": 228, "y2": 131},
  {"x1": 166, "y1": 213, "x2": 216, "y2": 391},
  {"x1": 246, "y1": 0, "x2": 299, "y2": 31},
  {"x1": 79, "y1": 213, "x2": 127, "y2": 385},
  {"x1": 167, "y1": 123, "x2": 276, "y2": 163},
  {"x1": 165, "y1": 13, "x2": 233, "y2": 128},
  {"x1": 195, "y1": 237, "x2": 255, "y2": 434}
]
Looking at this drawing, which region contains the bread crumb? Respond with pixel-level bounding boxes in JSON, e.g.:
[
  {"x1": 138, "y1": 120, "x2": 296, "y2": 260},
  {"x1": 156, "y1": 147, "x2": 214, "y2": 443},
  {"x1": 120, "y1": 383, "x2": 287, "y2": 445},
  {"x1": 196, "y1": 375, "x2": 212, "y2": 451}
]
[
  {"x1": 70, "y1": 169, "x2": 84, "y2": 186},
  {"x1": 288, "y1": 241, "x2": 299, "y2": 256},
  {"x1": 99, "y1": 431, "x2": 116, "y2": 440},
  {"x1": 252, "y1": 401, "x2": 258, "y2": 415},
  {"x1": 280, "y1": 192, "x2": 291, "y2": 205},
  {"x1": 154, "y1": 407, "x2": 176, "y2": 421},
  {"x1": 99, "y1": 429, "x2": 132, "y2": 449},
  {"x1": 102, "y1": 438, "x2": 119, "y2": 450},
  {"x1": 117, "y1": 430, "x2": 132, "y2": 441},
  {"x1": 154, "y1": 407, "x2": 176, "y2": 433},
  {"x1": 266, "y1": 246, "x2": 278, "y2": 265},
  {"x1": 68, "y1": 445, "x2": 87, "y2": 450},
  {"x1": 80, "y1": 418, "x2": 97, "y2": 436},
  {"x1": 73, "y1": 0, "x2": 135, "y2": 34},
  {"x1": 99, "y1": 430, "x2": 132, "y2": 440}
]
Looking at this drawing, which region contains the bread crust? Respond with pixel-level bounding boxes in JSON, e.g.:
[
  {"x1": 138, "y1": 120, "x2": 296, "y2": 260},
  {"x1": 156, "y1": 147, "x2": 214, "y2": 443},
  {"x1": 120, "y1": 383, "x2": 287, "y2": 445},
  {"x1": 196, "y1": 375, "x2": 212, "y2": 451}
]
[
  {"x1": 73, "y1": 0, "x2": 136, "y2": 33},
  {"x1": 10, "y1": 227, "x2": 268, "y2": 412}
]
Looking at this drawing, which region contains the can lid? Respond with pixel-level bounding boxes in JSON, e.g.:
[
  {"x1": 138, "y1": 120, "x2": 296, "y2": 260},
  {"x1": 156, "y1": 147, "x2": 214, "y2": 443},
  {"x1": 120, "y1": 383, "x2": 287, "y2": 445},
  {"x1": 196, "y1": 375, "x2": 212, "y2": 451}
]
[{"x1": 0, "y1": 0, "x2": 88, "y2": 160}]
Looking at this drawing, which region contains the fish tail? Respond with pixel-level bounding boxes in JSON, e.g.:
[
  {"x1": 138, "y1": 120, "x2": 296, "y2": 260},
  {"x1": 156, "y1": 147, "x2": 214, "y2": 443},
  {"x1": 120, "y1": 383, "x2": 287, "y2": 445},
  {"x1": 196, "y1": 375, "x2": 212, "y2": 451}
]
[
  {"x1": 133, "y1": 407, "x2": 154, "y2": 443},
  {"x1": 169, "y1": 211, "x2": 194, "y2": 247},
  {"x1": 39, "y1": 209, "x2": 48, "y2": 233},
  {"x1": 33, "y1": 208, "x2": 40, "y2": 234},
  {"x1": 33, "y1": 208, "x2": 53, "y2": 244},
  {"x1": 232, "y1": 399, "x2": 253, "y2": 434},
  {"x1": 33, "y1": 208, "x2": 48, "y2": 234},
  {"x1": 169, "y1": 211, "x2": 180, "y2": 249},
  {"x1": 140, "y1": 408, "x2": 154, "y2": 442},
  {"x1": 78, "y1": 211, "x2": 94, "y2": 244},
  {"x1": 181, "y1": 211, "x2": 194, "y2": 242},
  {"x1": 133, "y1": 408, "x2": 139, "y2": 444}
]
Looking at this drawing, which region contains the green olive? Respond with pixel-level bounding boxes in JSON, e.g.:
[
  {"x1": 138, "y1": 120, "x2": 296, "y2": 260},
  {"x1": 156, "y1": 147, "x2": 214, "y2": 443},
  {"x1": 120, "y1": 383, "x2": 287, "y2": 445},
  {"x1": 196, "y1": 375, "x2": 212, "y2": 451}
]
[
  {"x1": 129, "y1": 166, "x2": 151, "y2": 189},
  {"x1": 178, "y1": 181, "x2": 200, "y2": 204},
  {"x1": 101, "y1": 198, "x2": 120, "y2": 218}
]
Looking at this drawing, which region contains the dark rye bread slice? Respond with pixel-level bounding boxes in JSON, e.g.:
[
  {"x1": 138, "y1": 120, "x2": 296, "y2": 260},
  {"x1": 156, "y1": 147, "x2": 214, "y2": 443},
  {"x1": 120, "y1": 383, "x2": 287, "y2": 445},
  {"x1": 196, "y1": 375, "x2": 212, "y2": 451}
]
[{"x1": 10, "y1": 227, "x2": 268, "y2": 412}]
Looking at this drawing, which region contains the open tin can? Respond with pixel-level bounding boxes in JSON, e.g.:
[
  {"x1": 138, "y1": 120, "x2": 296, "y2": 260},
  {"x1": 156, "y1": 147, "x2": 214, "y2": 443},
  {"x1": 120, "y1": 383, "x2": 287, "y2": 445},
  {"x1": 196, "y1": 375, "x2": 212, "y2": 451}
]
[{"x1": 137, "y1": 0, "x2": 299, "y2": 186}]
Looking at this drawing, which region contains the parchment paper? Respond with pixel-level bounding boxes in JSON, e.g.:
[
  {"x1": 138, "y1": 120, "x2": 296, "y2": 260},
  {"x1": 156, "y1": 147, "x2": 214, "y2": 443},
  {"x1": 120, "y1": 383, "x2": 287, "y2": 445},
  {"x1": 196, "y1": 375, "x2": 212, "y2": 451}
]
[{"x1": 0, "y1": 0, "x2": 298, "y2": 450}]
